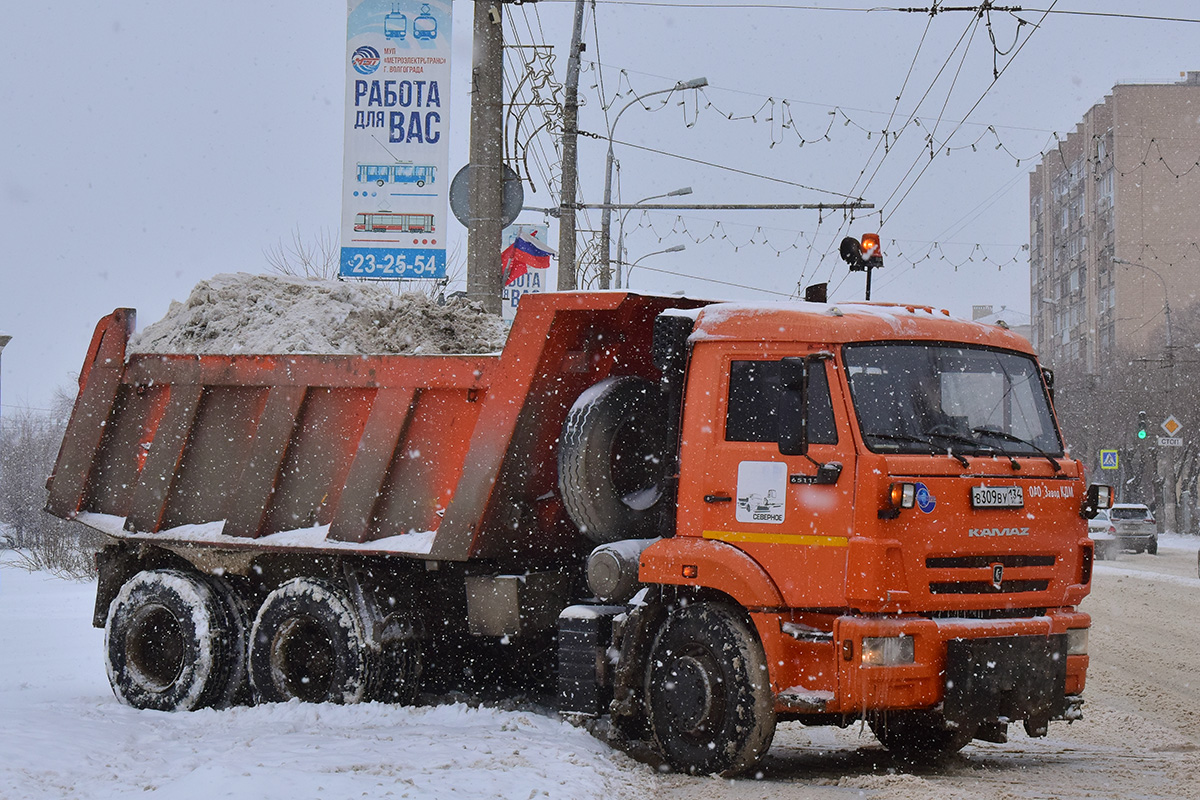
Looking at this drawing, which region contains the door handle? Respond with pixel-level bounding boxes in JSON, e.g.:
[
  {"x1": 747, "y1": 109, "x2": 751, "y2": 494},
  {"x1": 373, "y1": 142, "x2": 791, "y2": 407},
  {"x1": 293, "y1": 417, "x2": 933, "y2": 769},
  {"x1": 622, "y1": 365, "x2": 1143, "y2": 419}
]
[{"x1": 704, "y1": 494, "x2": 733, "y2": 503}]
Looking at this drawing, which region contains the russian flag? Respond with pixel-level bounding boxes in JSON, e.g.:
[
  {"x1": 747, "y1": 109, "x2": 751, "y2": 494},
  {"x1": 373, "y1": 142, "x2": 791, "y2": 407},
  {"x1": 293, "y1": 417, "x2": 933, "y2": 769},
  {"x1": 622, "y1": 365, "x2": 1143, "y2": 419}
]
[{"x1": 501, "y1": 233, "x2": 555, "y2": 286}]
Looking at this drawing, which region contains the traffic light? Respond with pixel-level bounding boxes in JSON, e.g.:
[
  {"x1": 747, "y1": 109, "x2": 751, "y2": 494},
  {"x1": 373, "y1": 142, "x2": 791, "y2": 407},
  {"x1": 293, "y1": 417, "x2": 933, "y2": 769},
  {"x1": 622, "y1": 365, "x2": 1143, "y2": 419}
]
[{"x1": 1137, "y1": 411, "x2": 1149, "y2": 440}]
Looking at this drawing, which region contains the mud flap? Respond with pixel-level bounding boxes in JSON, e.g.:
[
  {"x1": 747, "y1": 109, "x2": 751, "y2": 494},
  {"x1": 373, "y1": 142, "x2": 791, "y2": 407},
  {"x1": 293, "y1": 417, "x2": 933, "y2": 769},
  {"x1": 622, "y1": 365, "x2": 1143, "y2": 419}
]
[{"x1": 944, "y1": 634, "x2": 1067, "y2": 736}]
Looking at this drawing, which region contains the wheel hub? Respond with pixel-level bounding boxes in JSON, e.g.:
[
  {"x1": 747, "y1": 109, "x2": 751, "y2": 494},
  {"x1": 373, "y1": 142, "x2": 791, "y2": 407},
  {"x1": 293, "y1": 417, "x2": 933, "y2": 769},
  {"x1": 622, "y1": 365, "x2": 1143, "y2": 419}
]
[
  {"x1": 126, "y1": 603, "x2": 186, "y2": 691},
  {"x1": 272, "y1": 617, "x2": 337, "y2": 702},
  {"x1": 665, "y1": 653, "x2": 721, "y2": 735}
]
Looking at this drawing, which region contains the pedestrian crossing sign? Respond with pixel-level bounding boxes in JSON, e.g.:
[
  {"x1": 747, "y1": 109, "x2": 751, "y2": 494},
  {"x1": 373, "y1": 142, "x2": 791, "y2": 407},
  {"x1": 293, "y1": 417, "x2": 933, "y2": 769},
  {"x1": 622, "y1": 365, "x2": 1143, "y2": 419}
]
[{"x1": 1100, "y1": 450, "x2": 1118, "y2": 469}]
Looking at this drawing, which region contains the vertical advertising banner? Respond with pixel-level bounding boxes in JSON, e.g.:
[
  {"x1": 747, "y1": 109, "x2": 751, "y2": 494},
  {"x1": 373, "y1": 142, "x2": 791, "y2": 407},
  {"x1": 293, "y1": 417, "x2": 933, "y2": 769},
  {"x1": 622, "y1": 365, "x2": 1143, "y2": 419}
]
[
  {"x1": 500, "y1": 224, "x2": 555, "y2": 322},
  {"x1": 341, "y1": 1, "x2": 451, "y2": 279}
]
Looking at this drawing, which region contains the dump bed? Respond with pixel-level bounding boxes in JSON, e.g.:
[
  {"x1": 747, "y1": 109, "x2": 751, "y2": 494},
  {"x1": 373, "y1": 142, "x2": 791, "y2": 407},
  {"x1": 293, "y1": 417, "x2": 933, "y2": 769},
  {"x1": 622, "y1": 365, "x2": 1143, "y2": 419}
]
[{"x1": 47, "y1": 292, "x2": 706, "y2": 565}]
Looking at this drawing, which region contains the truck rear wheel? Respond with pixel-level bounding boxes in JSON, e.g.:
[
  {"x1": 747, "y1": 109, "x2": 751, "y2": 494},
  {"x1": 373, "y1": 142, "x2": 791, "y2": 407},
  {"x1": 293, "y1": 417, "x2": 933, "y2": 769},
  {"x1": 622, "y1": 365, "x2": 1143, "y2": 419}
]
[
  {"x1": 870, "y1": 710, "x2": 977, "y2": 761},
  {"x1": 646, "y1": 603, "x2": 775, "y2": 776},
  {"x1": 558, "y1": 376, "x2": 667, "y2": 544},
  {"x1": 249, "y1": 578, "x2": 373, "y2": 705},
  {"x1": 105, "y1": 569, "x2": 238, "y2": 711},
  {"x1": 203, "y1": 573, "x2": 252, "y2": 706}
]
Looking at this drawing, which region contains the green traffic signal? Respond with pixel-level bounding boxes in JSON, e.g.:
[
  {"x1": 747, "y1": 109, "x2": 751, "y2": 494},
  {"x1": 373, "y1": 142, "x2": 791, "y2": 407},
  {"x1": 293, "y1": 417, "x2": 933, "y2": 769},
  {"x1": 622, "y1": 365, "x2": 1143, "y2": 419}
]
[{"x1": 1138, "y1": 429, "x2": 1147, "y2": 439}]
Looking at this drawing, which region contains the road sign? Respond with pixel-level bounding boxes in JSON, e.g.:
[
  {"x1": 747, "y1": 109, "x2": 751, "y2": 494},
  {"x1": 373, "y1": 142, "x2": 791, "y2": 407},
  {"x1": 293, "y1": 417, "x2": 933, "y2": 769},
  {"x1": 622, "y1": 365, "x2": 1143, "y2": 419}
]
[
  {"x1": 1158, "y1": 436, "x2": 1183, "y2": 447},
  {"x1": 1100, "y1": 449, "x2": 1119, "y2": 469},
  {"x1": 1162, "y1": 416, "x2": 1183, "y2": 436}
]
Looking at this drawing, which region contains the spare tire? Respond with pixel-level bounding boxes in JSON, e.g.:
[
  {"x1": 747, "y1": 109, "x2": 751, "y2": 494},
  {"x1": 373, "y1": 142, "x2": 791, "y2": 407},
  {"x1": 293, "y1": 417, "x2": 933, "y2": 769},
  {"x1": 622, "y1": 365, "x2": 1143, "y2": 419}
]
[{"x1": 559, "y1": 376, "x2": 667, "y2": 544}]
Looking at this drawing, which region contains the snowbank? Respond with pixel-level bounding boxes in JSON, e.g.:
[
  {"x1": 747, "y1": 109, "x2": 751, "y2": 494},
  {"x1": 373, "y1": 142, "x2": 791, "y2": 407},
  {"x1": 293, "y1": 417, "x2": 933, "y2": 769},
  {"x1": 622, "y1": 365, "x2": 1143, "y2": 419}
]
[
  {"x1": 129, "y1": 272, "x2": 508, "y2": 356},
  {"x1": 0, "y1": 559, "x2": 654, "y2": 800}
]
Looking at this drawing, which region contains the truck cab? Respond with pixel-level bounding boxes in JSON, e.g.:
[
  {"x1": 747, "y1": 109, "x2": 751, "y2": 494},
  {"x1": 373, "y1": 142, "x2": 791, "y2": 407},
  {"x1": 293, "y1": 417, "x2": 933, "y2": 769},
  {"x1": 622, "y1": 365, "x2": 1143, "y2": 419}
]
[{"x1": 615, "y1": 301, "x2": 1103, "y2": 773}]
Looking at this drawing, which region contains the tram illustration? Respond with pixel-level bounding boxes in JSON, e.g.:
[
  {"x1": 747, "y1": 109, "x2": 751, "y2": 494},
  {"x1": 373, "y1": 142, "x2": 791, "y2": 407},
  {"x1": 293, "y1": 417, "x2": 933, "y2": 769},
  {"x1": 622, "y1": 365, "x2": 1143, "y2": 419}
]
[
  {"x1": 413, "y1": 5, "x2": 437, "y2": 40},
  {"x1": 353, "y1": 212, "x2": 436, "y2": 234}
]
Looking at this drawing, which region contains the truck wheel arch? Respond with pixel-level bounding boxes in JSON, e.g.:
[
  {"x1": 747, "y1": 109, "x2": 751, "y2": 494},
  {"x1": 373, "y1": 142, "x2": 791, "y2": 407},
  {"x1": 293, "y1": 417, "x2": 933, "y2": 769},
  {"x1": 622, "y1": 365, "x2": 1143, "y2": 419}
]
[{"x1": 638, "y1": 537, "x2": 785, "y2": 609}]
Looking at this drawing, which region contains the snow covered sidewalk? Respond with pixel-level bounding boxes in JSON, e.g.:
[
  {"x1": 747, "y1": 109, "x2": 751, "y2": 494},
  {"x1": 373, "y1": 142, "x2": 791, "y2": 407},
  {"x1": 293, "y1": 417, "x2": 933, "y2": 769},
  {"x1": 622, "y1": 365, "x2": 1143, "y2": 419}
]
[{"x1": 0, "y1": 563, "x2": 653, "y2": 800}]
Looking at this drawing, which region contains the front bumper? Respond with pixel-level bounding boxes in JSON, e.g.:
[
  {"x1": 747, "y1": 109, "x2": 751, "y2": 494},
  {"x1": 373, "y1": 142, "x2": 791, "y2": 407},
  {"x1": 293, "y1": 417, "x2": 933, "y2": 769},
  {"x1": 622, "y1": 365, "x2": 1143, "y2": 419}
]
[{"x1": 762, "y1": 609, "x2": 1089, "y2": 719}]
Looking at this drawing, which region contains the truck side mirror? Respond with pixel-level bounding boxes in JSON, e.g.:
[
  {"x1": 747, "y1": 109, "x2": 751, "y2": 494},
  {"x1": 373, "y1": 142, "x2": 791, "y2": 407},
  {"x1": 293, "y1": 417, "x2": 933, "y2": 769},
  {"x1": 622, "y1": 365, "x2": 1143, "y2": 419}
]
[
  {"x1": 1041, "y1": 366, "x2": 1055, "y2": 404},
  {"x1": 778, "y1": 356, "x2": 808, "y2": 455}
]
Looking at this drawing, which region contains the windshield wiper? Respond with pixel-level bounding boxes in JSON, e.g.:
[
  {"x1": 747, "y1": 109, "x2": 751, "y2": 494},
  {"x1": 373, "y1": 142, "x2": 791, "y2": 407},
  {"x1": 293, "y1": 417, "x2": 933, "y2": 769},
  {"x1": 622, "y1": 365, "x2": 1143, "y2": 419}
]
[
  {"x1": 866, "y1": 431, "x2": 970, "y2": 467},
  {"x1": 864, "y1": 432, "x2": 934, "y2": 447},
  {"x1": 972, "y1": 427, "x2": 1061, "y2": 472}
]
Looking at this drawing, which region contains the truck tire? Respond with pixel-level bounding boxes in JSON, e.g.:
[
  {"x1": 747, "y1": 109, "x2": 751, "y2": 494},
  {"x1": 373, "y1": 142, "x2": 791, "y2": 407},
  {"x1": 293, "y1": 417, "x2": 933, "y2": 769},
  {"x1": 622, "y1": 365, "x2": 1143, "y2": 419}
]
[
  {"x1": 645, "y1": 603, "x2": 775, "y2": 776},
  {"x1": 249, "y1": 578, "x2": 373, "y2": 705},
  {"x1": 559, "y1": 376, "x2": 667, "y2": 544},
  {"x1": 870, "y1": 710, "x2": 977, "y2": 761},
  {"x1": 372, "y1": 612, "x2": 425, "y2": 704},
  {"x1": 104, "y1": 569, "x2": 237, "y2": 711},
  {"x1": 203, "y1": 573, "x2": 253, "y2": 706}
]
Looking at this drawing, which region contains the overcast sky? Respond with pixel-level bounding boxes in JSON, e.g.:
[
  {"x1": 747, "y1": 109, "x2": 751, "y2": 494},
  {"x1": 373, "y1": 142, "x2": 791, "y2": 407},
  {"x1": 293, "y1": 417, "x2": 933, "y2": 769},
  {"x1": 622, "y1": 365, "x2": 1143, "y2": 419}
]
[{"x1": 2, "y1": 1, "x2": 1197, "y2": 412}]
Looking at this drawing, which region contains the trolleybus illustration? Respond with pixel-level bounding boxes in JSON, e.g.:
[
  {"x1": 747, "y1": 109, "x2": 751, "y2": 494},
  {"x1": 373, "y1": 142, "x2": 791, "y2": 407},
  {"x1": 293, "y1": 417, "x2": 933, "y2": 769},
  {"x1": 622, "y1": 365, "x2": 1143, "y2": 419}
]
[
  {"x1": 384, "y1": 6, "x2": 407, "y2": 39},
  {"x1": 357, "y1": 163, "x2": 436, "y2": 187},
  {"x1": 355, "y1": 163, "x2": 436, "y2": 188},
  {"x1": 354, "y1": 212, "x2": 436, "y2": 233},
  {"x1": 413, "y1": 5, "x2": 437, "y2": 40}
]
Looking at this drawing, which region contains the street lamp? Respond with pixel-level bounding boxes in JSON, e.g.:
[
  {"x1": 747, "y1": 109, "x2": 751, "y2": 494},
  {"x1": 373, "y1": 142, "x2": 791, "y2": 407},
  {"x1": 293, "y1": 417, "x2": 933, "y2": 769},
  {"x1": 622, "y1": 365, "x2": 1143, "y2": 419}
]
[
  {"x1": 1113, "y1": 256, "x2": 1176, "y2": 531},
  {"x1": 1113, "y1": 257, "x2": 1173, "y2": 385},
  {"x1": 0, "y1": 333, "x2": 10, "y2": 492},
  {"x1": 616, "y1": 186, "x2": 692, "y2": 289},
  {"x1": 599, "y1": 77, "x2": 707, "y2": 288},
  {"x1": 619, "y1": 244, "x2": 686, "y2": 290}
]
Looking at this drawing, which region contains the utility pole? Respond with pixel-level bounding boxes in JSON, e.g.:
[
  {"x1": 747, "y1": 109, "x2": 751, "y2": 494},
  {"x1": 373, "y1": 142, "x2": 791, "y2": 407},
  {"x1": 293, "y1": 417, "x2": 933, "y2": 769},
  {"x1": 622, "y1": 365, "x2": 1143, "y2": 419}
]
[
  {"x1": 556, "y1": 0, "x2": 586, "y2": 290},
  {"x1": 466, "y1": 0, "x2": 505, "y2": 314}
]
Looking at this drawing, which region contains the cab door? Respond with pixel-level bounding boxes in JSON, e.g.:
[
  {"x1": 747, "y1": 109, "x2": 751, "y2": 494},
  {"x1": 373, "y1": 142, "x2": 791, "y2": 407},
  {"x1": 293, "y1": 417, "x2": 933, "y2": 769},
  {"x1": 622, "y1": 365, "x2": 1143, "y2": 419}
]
[{"x1": 675, "y1": 341, "x2": 857, "y2": 607}]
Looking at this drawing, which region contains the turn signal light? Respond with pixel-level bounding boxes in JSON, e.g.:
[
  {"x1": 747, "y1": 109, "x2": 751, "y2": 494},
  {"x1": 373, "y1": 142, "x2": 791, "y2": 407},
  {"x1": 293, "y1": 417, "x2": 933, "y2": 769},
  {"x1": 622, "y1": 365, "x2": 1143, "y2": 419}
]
[
  {"x1": 890, "y1": 483, "x2": 916, "y2": 509},
  {"x1": 879, "y1": 482, "x2": 916, "y2": 520}
]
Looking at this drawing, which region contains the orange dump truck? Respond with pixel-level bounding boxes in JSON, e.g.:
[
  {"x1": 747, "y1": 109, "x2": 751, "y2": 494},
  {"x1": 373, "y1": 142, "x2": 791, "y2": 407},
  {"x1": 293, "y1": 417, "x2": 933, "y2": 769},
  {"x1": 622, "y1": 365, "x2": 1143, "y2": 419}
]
[{"x1": 47, "y1": 290, "x2": 1111, "y2": 775}]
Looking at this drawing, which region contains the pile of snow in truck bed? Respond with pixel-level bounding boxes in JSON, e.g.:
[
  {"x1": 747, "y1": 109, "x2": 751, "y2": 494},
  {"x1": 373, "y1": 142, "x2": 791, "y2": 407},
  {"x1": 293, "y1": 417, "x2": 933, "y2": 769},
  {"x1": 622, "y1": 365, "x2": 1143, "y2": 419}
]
[{"x1": 129, "y1": 272, "x2": 508, "y2": 356}]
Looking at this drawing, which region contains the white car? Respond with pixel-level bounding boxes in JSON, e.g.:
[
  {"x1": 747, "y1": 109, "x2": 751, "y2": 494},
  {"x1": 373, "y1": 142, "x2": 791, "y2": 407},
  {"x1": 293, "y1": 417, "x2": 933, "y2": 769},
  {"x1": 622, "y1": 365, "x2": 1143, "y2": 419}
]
[
  {"x1": 1109, "y1": 503, "x2": 1158, "y2": 554},
  {"x1": 1088, "y1": 509, "x2": 1119, "y2": 560}
]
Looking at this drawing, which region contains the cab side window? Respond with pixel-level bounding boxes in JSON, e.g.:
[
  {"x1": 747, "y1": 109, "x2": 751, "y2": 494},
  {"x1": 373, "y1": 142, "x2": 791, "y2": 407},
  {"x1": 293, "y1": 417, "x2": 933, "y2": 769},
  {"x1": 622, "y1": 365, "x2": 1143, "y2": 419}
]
[{"x1": 725, "y1": 360, "x2": 837, "y2": 444}]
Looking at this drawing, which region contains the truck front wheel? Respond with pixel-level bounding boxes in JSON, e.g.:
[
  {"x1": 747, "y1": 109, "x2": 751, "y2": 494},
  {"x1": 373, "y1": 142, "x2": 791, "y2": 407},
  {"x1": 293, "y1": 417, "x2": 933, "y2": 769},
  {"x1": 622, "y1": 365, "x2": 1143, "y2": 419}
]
[
  {"x1": 104, "y1": 569, "x2": 239, "y2": 711},
  {"x1": 249, "y1": 578, "x2": 373, "y2": 705},
  {"x1": 646, "y1": 603, "x2": 775, "y2": 776}
]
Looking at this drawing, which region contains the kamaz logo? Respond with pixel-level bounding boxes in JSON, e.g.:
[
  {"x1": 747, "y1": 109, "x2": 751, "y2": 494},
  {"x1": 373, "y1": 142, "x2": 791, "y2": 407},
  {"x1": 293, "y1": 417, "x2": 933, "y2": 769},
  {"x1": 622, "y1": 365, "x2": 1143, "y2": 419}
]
[{"x1": 968, "y1": 527, "x2": 1030, "y2": 538}]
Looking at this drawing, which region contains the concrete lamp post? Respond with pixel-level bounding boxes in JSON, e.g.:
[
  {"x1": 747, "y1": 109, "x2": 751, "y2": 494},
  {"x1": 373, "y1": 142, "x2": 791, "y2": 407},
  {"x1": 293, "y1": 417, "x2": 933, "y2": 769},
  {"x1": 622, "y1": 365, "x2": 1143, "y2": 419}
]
[{"x1": 599, "y1": 78, "x2": 707, "y2": 288}]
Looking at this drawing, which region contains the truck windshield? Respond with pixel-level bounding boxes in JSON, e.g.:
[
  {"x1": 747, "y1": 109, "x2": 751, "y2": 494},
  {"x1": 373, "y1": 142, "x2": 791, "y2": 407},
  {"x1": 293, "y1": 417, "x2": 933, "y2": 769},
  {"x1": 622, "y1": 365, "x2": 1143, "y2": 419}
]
[{"x1": 843, "y1": 342, "x2": 1064, "y2": 458}]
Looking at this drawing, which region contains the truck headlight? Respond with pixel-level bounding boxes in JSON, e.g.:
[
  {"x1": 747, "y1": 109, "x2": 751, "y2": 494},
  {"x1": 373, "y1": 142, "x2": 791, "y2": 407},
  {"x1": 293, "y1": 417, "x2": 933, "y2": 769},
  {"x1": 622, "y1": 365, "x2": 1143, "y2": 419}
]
[
  {"x1": 1067, "y1": 627, "x2": 1089, "y2": 656},
  {"x1": 861, "y1": 635, "x2": 915, "y2": 666}
]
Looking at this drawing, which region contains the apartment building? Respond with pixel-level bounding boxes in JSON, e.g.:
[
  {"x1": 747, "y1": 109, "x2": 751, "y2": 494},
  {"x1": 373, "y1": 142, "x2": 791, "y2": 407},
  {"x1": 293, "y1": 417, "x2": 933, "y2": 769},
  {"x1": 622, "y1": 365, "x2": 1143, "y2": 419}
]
[{"x1": 1029, "y1": 72, "x2": 1200, "y2": 374}]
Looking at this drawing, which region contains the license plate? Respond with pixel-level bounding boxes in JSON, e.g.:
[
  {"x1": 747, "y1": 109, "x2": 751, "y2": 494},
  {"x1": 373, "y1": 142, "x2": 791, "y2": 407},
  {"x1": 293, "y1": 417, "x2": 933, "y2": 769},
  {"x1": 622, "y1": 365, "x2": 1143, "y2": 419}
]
[{"x1": 971, "y1": 485, "x2": 1024, "y2": 509}]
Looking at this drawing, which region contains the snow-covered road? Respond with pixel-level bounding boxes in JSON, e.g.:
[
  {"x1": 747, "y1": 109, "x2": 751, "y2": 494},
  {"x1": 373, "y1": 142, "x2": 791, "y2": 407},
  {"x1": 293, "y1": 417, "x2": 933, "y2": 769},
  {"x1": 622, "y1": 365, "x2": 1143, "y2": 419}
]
[{"x1": 4, "y1": 537, "x2": 1199, "y2": 799}]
